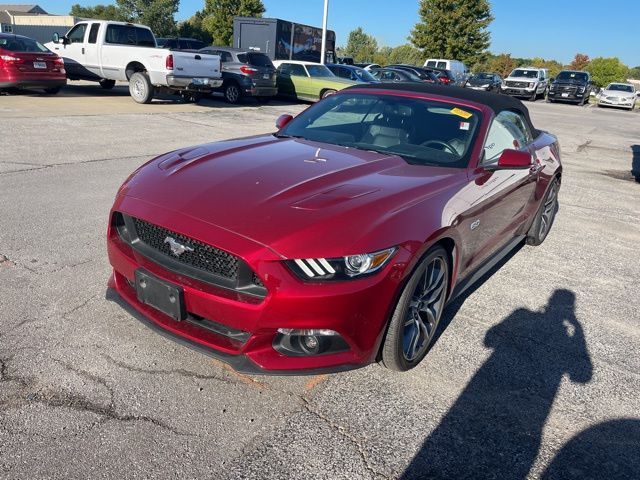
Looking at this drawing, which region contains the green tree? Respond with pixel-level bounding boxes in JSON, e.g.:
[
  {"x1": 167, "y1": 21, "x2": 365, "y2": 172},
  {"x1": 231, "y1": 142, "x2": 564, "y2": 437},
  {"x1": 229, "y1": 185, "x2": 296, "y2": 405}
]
[
  {"x1": 70, "y1": 4, "x2": 128, "y2": 21},
  {"x1": 588, "y1": 57, "x2": 629, "y2": 87},
  {"x1": 629, "y1": 66, "x2": 640, "y2": 80},
  {"x1": 529, "y1": 57, "x2": 563, "y2": 78},
  {"x1": 116, "y1": 0, "x2": 180, "y2": 37},
  {"x1": 488, "y1": 53, "x2": 515, "y2": 78},
  {"x1": 177, "y1": 10, "x2": 212, "y2": 43},
  {"x1": 202, "y1": 0, "x2": 265, "y2": 46},
  {"x1": 387, "y1": 44, "x2": 425, "y2": 66},
  {"x1": 411, "y1": 0, "x2": 493, "y2": 66},
  {"x1": 343, "y1": 27, "x2": 378, "y2": 63},
  {"x1": 568, "y1": 53, "x2": 590, "y2": 71}
]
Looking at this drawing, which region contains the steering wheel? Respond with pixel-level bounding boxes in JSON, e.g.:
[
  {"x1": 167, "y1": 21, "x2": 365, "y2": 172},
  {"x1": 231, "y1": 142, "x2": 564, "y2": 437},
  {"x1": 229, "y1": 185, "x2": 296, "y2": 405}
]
[{"x1": 420, "y1": 140, "x2": 458, "y2": 155}]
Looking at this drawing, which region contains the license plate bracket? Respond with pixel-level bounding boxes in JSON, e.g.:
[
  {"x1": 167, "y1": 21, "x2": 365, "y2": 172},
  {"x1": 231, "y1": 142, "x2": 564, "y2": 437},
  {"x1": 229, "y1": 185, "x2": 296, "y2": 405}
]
[
  {"x1": 135, "y1": 269, "x2": 186, "y2": 321},
  {"x1": 561, "y1": 93, "x2": 569, "y2": 98},
  {"x1": 33, "y1": 61, "x2": 47, "y2": 69}
]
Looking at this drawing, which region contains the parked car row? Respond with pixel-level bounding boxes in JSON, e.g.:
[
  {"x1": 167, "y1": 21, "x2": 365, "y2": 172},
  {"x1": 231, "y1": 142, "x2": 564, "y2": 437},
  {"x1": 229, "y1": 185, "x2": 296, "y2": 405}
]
[{"x1": 2, "y1": 24, "x2": 636, "y2": 112}]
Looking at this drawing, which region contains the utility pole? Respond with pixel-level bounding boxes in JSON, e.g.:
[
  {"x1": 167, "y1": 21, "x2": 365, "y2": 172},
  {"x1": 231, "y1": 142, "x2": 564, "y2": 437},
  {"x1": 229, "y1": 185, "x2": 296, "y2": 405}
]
[{"x1": 320, "y1": 0, "x2": 329, "y2": 64}]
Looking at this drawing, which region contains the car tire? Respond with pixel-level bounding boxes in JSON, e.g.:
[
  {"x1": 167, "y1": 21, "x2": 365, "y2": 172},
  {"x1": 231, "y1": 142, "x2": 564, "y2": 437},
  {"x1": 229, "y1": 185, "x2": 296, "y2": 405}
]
[
  {"x1": 224, "y1": 82, "x2": 242, "y2": 104},
  {"x1": 527, "y1": 177, "x2": 560, "y2": 246},
  {"x1": 43, "y1": 87, "x2": 61, "y2": 95},
  {"x1": 129, "y1": 72, "x2": 154, "y2": 104},
  {"x1": 530, "y1": 88, "x2": 537, "y2": 102},
  {"x1": 321, "y1": 89, "x2": 337, "y2": 99},
  {"x1": 99, "y1": 79, "x2": 116, "y2": 90},
  {"x1": 381, "y1": 245, "x2": 449, "y2": 372}
]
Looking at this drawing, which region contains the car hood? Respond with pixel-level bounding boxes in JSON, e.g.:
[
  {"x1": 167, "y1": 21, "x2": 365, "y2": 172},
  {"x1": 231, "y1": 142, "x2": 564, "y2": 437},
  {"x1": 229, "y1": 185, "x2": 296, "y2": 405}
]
[
  {"x1": 601, "y1": 89, "x2": 634, "y2": 97},
  {"x1": 468, "y1": 78, "x2": 492, "y2": 86},
  {"x1": 505, "y1": 76, "x2": 538, "y2": 83},
  {"x1": 120, "y1": 135, "x2": 466, "y2": 258}
]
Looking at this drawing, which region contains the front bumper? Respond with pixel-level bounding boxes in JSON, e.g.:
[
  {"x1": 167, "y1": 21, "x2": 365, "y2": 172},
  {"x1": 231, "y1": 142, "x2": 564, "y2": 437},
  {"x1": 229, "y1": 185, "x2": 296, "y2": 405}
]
[
  {"x1": 165, "y1": 75, "x2": 223, "y2": 91},
  {"x1": 500, "y1": 87, "x2": 536, "y2": 97},
  {"x1": 597, "y1": 97, "x2": 635, "y2": 108},
  {"x1": 107, "y1": 203, "x2": 409, "y2": 374},
  {"x1": 547, "y1": 90, "x2": 587, "y2": 103}
]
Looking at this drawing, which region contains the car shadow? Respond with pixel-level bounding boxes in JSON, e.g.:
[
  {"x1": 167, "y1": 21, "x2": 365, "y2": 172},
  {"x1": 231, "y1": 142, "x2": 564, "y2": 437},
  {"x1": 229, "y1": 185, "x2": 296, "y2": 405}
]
[
  {"x1": 541, "y1": 418, "x2": 640, "y2": 479},
  {"x1": 401, "y1": 288, "x2": 593, "y2": 480},
  {"x1": 1, "y1": 83, "x2": 302, "y2": 108},
  {"x1": 631, "y1": 145, "x2": 640, "y2": 182}
]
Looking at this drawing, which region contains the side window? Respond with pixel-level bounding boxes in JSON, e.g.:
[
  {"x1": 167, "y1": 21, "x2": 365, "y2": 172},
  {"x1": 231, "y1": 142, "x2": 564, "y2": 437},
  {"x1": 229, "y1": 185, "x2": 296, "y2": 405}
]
[
  {"x1": 278, "y1": 63, "x2": 291, "y2": 75},
  {"x1": 437, "y1": 61, "x2": 447, "y2": 69},
  {"x1": 67, "y1": 23, "x2": 87, "y2": 43},
  {"x1": 483, "y1": 111, "x2": 531, "y2": 164},
  {"x1": 135, "y1": 27, "x2": 155, "y2": 47},
  {"x1": 289, "y1": 64, "x2": 307, "y2": 76},
  {"x1": 220, "y1": 51, "x2": 232, "y2": 62},
  {"x1": 88, "y1": 23, "x2": 100, "y2": 44}
]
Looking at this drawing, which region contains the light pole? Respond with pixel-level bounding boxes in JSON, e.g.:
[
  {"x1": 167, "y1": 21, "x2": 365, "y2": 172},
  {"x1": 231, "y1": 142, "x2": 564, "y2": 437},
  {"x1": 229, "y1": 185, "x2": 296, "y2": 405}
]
[{"x1": 320, "y1": 0, "x2": 329, "y2": 64}]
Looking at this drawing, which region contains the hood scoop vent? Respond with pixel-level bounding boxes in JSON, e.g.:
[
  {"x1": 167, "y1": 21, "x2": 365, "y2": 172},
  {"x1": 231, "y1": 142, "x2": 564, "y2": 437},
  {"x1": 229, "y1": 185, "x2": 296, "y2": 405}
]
[{"x1": 292, "y1": 184, "x2": 380, "y2": 210}]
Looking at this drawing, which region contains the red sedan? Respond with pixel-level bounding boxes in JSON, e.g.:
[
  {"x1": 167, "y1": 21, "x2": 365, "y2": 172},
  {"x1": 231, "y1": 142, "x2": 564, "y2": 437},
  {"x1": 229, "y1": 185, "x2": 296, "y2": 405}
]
[
  {"x1": 107, "y1": 83, "x2": 561, "y2": 374},
  {"x1": 0, "y1": 33, "x2": 66, "y2": 94}
]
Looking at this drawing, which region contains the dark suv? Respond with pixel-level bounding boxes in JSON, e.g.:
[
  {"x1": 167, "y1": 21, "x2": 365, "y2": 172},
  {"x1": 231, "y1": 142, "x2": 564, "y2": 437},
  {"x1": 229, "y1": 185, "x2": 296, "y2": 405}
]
[
  {"x1": 198, "y1": 46, "x2": 277, "y2": 103},
  {"x1": 547, "y1": 70, "x2": 592, "y2": 105}
]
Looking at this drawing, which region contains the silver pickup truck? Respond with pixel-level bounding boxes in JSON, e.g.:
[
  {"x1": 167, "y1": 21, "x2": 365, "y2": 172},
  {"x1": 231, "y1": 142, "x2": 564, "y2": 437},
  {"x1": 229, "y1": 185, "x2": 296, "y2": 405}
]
[
  {"x1": 46, "y1": 20, "x2": 222, "y2": 103},
  {"x1": 500, "y1": 67, "x2": 550, "y2": 101}
]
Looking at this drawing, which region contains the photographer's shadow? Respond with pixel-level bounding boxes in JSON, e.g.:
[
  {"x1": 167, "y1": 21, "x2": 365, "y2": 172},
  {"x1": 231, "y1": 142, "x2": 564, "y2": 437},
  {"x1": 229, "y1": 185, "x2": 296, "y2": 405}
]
[{"x1": 402, "y1": 289, "x2": 593, "y2": 480}]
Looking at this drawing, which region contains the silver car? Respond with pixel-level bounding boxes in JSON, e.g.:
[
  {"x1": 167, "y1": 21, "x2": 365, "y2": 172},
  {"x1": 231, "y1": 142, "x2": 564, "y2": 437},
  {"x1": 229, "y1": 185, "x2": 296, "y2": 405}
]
[{"x1": 597, "y1": 83, "x2": 637, "y2": 111}]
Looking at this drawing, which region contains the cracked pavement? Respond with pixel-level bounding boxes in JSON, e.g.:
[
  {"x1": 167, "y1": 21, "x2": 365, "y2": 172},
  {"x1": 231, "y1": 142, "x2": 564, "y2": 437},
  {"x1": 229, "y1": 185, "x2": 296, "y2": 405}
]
[{"x1": 1, "y1": 84, "x2": 639, "y2": 479}]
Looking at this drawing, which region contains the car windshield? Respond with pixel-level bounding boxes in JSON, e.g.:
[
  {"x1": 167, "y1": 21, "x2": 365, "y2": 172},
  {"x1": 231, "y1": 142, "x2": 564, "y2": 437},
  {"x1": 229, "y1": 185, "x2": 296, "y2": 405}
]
[
  {"x1": 607, "y1": 84, "x2": 634, "y2": 92},
  {"x1": 278, "y1": 93, "x2": 482, "y2": 168},
  {"x1": 556, "y1": 71, "x2": 588, "y2": 82},
  {"x1": 352, "y1": 68, "x2": 377, "y2": 82},
  {"x1": 0, "y1": 36, "x2": 48, "y2": 53},
  {"x1": 471, "y1": 73, "x2": 493, "y2": 81},
  {"x1": 306, "y1": 64, "x2": 335, "y2": 77},
  {"x1": 511, "y1": 69, "x2": 539, "y2": 78}
]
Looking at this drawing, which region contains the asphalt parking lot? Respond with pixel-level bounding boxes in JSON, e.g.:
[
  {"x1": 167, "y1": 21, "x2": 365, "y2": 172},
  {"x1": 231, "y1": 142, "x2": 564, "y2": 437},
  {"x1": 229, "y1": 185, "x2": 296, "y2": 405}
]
[{"x1": 1, "y1": 83, "x2": 639, "y2": 479}]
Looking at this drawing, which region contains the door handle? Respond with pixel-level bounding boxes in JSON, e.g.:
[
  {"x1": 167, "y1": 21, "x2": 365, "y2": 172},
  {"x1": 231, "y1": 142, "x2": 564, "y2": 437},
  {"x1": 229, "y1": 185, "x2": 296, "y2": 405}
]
[{"x1": 82, "y1": 47, "x2": 85, "y2": 54}]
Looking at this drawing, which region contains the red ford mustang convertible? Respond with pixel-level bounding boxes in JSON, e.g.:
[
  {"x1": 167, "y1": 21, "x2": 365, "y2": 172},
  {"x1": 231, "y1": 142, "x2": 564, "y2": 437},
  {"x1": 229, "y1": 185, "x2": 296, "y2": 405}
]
[{"x1": 107, "y1": 83, "x2": 561, "y2": 374}]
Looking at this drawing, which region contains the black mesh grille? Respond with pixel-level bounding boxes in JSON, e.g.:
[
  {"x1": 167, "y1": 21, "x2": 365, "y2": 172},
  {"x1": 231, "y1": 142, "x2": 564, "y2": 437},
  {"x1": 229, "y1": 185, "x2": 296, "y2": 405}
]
[
  {"x1": 252, "y1": 273, "x2": 264, "y2": 288},
  {"x1": 133, "y1": 218, "x2": 239, "y2": 280},
  {"x1": 506, "y1": 81, "x2": 528, "y2": 88}
]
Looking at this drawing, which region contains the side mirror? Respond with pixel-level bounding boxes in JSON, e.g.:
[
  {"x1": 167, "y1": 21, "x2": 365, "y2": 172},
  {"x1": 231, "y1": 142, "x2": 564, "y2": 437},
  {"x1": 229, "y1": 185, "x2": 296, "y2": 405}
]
[
  {"x1": 275, "y1": 114, "x2": 293, "y2": 130},
  {"x1": 52, "y1": 32, "x2": 59, "y2": 43},
  {"x1": 495, "y1": 149, "x2": 532, "y2": 169},
  {"x1": 549, "y1": 77, "x2": 555, "y2": 82}
]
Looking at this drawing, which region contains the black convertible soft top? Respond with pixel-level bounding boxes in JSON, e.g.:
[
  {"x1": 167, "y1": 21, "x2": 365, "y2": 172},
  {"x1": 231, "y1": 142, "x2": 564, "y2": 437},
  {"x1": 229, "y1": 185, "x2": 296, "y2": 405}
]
[{"x1": 347, "y1": 82, "x2": 541, "y2": 138}]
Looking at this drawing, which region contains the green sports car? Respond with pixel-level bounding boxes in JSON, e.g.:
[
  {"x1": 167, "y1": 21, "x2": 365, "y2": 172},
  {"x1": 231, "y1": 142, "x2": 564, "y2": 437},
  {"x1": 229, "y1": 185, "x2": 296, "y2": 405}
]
[{"x1": 273, "y1": 61, "x2": 357, "y2": 102}]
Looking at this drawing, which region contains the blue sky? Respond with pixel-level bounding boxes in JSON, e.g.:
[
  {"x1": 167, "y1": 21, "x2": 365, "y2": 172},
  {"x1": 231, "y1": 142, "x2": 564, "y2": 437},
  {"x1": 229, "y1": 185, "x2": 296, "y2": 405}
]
[{"x1": 36, "y1": 0, "x2": 639, "y2": 66}]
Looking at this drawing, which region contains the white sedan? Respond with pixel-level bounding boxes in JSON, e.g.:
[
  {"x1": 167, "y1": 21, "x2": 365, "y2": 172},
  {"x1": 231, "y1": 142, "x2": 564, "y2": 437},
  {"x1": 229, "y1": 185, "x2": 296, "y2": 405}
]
[{"x1": 597, "y1": 83, "x2": 637, "y2": 111}]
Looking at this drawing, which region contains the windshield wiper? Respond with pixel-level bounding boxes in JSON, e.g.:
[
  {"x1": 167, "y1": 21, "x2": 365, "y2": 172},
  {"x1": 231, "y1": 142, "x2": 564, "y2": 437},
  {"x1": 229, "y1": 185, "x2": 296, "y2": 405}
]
[{"x1": 273, "y1": 133, "x2": 304, "y2": 139}]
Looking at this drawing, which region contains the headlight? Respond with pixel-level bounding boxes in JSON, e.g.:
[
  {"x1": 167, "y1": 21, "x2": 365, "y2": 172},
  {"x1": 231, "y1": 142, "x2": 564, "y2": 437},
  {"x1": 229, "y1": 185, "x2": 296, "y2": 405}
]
[
  {"x1": 480, "y1": 84, "x2": 490, "y2": 88},
  {"x1": 289, "y1": 247, "x2": 397, "y2": 280},
  {"x1": 528, "y1": 82, "x2": 535, "y2": 88},
  {"x1": 578, "y1": 86, "x2": 586, "y2": 93}
]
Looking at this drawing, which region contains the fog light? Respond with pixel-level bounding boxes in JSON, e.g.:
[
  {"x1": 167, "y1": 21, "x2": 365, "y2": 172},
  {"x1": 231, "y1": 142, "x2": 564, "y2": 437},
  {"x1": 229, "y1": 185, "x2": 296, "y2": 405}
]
[{"x1": 274, "y1": 328, "x2": 349, "y2": 356}]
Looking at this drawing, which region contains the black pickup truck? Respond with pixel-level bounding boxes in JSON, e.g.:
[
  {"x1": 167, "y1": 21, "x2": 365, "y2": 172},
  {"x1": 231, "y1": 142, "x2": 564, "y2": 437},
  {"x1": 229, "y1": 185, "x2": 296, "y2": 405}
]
[{"x1": 547, "y1": 70, "x2": 592, "y2": 105}]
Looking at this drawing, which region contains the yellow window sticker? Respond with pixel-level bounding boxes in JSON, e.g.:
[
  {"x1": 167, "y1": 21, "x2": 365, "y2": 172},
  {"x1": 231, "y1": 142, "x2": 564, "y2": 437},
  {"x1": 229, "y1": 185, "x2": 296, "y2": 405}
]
[{"x1": 450, "y1": 107, "x2": 473, "y2": 119}]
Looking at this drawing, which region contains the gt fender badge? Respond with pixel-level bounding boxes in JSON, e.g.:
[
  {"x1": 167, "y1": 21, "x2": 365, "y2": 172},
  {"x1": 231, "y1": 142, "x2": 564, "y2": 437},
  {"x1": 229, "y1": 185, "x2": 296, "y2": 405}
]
[
  {"x1": 164, "y1": 236, "x2": 194, "y2": 256},
  {"x1": 470, "y1": 219, "x2": 481, "y2": 230}
]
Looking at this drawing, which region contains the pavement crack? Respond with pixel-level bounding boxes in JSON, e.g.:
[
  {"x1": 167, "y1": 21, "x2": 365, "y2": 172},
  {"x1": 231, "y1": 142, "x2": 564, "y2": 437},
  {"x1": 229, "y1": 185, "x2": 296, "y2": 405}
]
[
  {"x1": 576, "y1": 139, "x2": 592, "y2": 152},
  {"x1": 101, "y1": 353, "x2": 237, "y2": 386},
  {"x1": 61, "y1": 293, "x2": 100, "y2": 319},
  {"x1": 302, "y1": 398, "x2": 388, "y2": 480}
]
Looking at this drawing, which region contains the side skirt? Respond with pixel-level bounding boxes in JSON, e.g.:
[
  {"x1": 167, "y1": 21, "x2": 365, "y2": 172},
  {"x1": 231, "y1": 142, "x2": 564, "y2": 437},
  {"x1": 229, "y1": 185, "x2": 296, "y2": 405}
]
[{"x1": 449, "y1": 235, "x2": 526, "y2": 302}]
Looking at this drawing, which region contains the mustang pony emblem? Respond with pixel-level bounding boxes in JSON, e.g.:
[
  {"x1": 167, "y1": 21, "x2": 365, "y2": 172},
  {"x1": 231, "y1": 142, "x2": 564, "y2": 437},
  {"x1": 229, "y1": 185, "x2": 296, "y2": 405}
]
[{"x1": 164, "y1": 236, "x2": 194, "y2": 256}]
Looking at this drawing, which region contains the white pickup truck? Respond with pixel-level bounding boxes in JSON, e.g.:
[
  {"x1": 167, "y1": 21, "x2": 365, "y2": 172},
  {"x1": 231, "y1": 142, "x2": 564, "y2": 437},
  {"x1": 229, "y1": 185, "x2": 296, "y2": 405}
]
[{"x1": 45, "y1": 20, "x2": 222, "y2": 103}]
